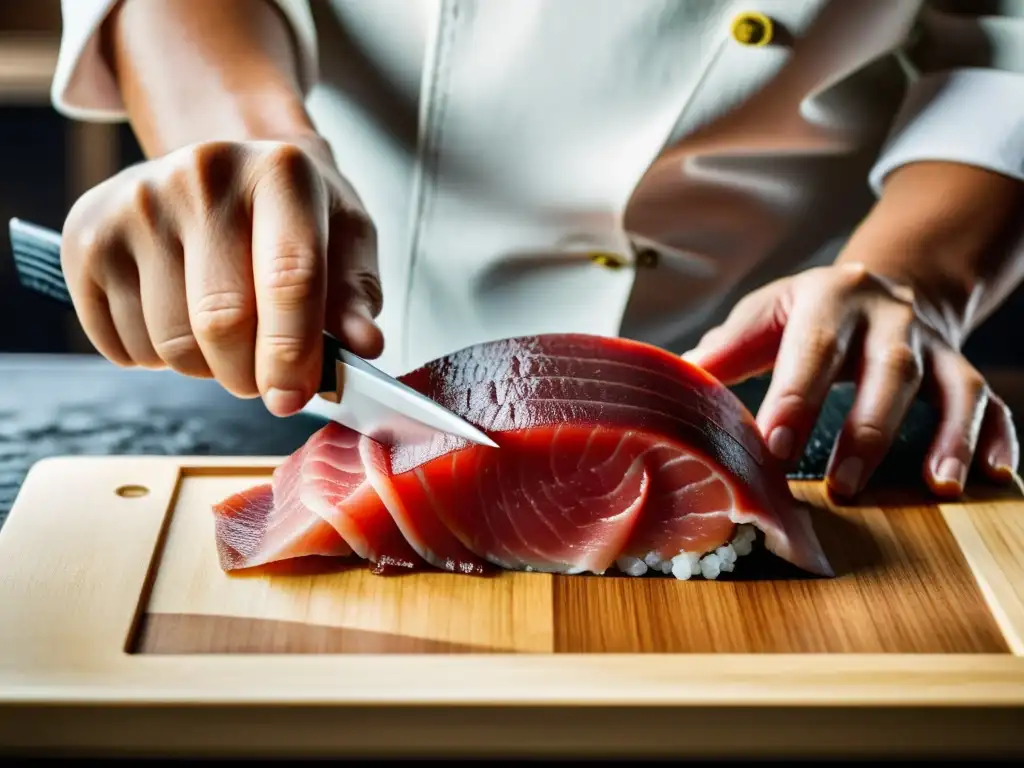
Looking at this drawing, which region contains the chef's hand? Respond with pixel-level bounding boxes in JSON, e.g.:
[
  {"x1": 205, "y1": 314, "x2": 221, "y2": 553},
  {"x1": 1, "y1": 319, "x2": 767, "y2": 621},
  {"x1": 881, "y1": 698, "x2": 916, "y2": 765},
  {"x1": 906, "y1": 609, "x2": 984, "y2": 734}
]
[
  {"x1": 683, "y1": 161, "x2": 1023, "y2": 499},
  {"x1": 59, "y1": 136, "x2": 383, "y2": 417}
]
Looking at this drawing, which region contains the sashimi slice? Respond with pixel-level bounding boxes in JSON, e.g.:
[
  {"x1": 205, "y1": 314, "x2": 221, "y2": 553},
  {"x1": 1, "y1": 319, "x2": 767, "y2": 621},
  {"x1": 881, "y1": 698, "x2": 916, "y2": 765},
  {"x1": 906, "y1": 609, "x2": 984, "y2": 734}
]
[
  {"x1": 211, "y1": 423, "x2": 422, "y2": 573},
  {"x1": 211, "y1": 333, "x2": 834, "y2": 580},
  {"x1": 212, "y1": 450, "x2": 353, "y2": 570},
  {"x1": 390, "y1": 425, "x2": 651, "y2": 574},
  {"x1": 386, "y1": 334, "x2": 832, "y2": 577},
  {"x1": 294, "y1": 423, "x2": 422, "y2": 573},
  {"x1": 360, "y1": 437, "x2": 489, "y2": 574}
]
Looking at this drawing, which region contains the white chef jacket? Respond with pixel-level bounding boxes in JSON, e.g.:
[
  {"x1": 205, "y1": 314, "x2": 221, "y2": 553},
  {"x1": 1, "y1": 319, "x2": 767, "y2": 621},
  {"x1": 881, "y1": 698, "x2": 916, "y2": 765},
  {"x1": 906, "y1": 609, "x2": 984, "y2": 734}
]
[{"x1": 51, "y1": 0, "x2": 1024, "y2": 376}]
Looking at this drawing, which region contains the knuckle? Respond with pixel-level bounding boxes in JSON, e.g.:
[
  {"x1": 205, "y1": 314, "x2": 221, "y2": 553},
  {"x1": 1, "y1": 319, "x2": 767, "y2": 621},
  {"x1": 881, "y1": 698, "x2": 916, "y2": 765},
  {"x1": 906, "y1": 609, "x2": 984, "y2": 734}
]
[
  {"x1": 263, "y1": 142, "x2": 312, "y2": 178},
  {"x1": 177, "y1": 141, "x2": 239, "y2": 208},
  {"x1": 62, "y1": 225, "x2": 107, "y2": 274},
  {"x1": 125, "y1": 179, "x2": 163, "y2": 233},
  {"x1": 877, "y1": 343, "x2": 923, "y2": 385},
  {"x1": 962, "y1": 370, "x2": 989, "y2": 403},
  {"x1": 184, "y1": 140, "x2": 238, "y2": 170},
  {"x1": 153, "y1": 330, "x2": 202, "y2": 363},
  {"x1": 62, "y1": 209, "x2": 117, "y2": 278},
  {"x1": 772, "y1": 390, "x2": 809, "y2": 416},
  {"x1": 261, "y1": 333, "x2": 310, "y2": 368},
  {"x1": 848, "y1": 422, "x2": 890, "y2": 451},
  {"x1": 191, "y1": 291, "x2": 254, "y2": 341},
  {"x1": 894, "y1": 303, "x2": 917, "y2": 327},
  {"x1": 264, "y1": 251, "x2": 322, "y2": 304},
  {"x1": 835, "y1": 262, "x2": 873, "y2": 292},
  {"x1": 804, "y1": 329, "x2": 842, "y2": 367},
  {"x1": 258, "y1": 143, "x2": 322, "y2": 199}
]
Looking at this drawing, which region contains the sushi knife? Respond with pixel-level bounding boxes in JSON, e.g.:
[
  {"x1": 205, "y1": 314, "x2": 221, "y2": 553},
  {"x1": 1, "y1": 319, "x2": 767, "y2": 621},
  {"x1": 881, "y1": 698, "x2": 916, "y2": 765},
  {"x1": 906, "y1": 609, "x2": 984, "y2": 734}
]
[{"x1": 7, "y1": 217, "x2": 499, "y2": 450}]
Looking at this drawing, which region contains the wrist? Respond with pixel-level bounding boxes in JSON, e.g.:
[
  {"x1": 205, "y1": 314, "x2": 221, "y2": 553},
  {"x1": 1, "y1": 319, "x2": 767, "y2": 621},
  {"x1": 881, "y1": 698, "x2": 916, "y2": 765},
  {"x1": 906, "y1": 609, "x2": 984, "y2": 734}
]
[
  {"x1": 180, "y1": 83, "x2": 322, "y2": 155},
  {"x1": 835, "y1": 241, "x2": 978, "y2": 349},
  {"x1": 836, "y1": 160, "x2": 1024, "y2": 341},
  {"x1": 105, "y1": 0, "x2": 321, "y2": 159},
  {"x1": 232, "y1": 84, "x2": 319, "y2": 143}
]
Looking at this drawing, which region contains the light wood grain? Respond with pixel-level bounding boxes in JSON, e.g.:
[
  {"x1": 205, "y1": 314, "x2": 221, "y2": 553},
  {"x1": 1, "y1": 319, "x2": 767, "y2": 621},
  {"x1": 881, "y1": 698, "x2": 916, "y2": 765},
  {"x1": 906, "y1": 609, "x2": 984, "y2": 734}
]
[
  {"x1": 941, "y1": 481, "x2": 1024, "y2": 654},
  {"x1": 0, "y1": 456, "x2": 1023, "y2": 758},
  {"x1": 140, "y1": 473, "x2": 553, "y2": 653},
  {"x1": 558, "y1": 483, "x2": 1010, "y2": 653},
  {"x1": 135, "y1": 471, "x2": 1007, "y2": 655}
]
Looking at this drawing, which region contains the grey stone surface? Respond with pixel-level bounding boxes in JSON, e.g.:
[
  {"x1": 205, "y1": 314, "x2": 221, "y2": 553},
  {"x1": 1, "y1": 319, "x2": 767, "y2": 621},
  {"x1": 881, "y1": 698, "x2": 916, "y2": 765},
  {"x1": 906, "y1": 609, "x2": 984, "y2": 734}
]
[{"x1": 0, "y1": 354, "x2": 326, "y2": 525}]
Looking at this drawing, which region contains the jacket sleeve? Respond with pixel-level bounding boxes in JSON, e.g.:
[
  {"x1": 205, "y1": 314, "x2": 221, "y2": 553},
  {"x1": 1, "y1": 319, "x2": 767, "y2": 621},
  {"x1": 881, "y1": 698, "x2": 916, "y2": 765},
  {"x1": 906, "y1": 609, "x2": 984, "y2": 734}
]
[
  {"x1": 50, "y1": 0, "x2": 319, "y2": 122},
  {"x1": 868, "y1": 2, "x2": 1024, "y2": 193}
]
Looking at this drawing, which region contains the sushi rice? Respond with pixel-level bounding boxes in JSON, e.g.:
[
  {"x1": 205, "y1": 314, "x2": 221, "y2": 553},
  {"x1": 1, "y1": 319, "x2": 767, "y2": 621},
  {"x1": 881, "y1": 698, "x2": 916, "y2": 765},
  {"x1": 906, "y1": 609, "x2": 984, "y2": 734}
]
[{"x1": 615, "y1": 523, "x2": 758, "y2": 580}]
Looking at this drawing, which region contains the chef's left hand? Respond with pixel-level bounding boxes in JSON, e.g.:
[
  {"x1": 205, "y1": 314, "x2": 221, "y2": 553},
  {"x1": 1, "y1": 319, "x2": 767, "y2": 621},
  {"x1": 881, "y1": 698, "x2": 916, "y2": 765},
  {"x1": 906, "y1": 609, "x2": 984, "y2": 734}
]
[{"x1": 682, "y1": 161, "x2": 1023, "y2": 500}]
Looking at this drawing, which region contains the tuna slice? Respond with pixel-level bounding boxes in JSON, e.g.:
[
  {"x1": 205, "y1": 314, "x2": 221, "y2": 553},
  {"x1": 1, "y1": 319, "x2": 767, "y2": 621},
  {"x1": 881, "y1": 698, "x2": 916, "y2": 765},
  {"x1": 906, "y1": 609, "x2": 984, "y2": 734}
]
[{"x1": 212, "y1": 333, "x2": 834, "y2": 580}]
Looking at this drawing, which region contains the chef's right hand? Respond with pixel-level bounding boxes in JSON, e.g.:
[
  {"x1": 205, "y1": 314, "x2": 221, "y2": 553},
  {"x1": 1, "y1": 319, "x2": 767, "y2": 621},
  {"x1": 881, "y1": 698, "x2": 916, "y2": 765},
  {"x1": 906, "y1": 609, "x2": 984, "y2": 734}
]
[{"x1": 60, "y1": 137, "x2": 384, "y2": 417}]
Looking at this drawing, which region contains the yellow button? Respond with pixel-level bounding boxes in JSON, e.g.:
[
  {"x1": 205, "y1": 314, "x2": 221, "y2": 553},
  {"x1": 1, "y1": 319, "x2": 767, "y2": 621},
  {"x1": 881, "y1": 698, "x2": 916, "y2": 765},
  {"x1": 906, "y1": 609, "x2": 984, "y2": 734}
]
[
  {"x1": 731, "y1": 11, "x2": 774, "y2": 47},
  {"x1": 589, "y1": 251, "x2": 628, "y2": 269}
]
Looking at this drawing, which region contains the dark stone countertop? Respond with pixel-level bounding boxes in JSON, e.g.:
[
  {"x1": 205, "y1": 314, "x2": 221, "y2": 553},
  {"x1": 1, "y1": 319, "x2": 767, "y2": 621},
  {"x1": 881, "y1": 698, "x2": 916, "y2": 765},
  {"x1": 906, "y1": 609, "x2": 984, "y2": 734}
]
[{"x1": 0, "y1": 353, "x2": 945, "y2": 527}]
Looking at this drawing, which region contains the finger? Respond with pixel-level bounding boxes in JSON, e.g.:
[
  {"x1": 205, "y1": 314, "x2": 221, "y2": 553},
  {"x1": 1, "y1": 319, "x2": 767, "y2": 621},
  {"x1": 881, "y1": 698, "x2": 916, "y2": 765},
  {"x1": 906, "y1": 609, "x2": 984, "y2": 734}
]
[
  {"x1": 680, "y1": 287, "x2": 783, "y2": 385},
  {"x1": 60, "y1": 228, "x2": 134, "y2": 367},
  {"x1": 129, "y1": 217, "x2": 212, "y2": 379},
  {"x1": 184, "y1": 207, "x2": 259, "y2": 397},
  {"x1": 975, "y1": 391, "x2": 1018, "y2": 483},
  {"x1": 825, "y1": 310, "x2": 924, "y2": 498},
  {"x1": 923, "y1": 350, "x2": 989, "y2": 497},
  {"x1": 754, "y1": 285, "x2": 858, "y2": 467},
  {"x1": 249, "y1": 144, "x2": 329, "y2": 416},
  {"x1": 105, "y1": 263, "x2": 163, "y2": 368},
  {"x1": 324, "y1": 210, "x2": 384, "y2": 359},
  {"x1": 69, "y1": 283, "x2": 134, "y2": 367}
]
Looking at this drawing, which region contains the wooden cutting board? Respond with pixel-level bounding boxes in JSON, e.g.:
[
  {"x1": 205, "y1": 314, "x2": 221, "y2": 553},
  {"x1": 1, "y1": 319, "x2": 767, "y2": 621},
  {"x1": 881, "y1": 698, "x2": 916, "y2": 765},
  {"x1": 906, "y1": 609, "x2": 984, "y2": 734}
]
[{"x1": 0, "y1": 455, "x2": 1022, "y2": 759}]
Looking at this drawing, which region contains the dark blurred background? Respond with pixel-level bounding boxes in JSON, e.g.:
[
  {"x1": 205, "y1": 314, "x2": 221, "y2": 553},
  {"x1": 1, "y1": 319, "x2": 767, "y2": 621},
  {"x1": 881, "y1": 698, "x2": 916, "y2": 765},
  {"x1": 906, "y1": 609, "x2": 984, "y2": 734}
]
[
  {"x1": 2, "y1": 3, "x2": 1024, "y2": 369},
  {"x1": 0, "y1": 3, "x2": 145, "y2": 356}
]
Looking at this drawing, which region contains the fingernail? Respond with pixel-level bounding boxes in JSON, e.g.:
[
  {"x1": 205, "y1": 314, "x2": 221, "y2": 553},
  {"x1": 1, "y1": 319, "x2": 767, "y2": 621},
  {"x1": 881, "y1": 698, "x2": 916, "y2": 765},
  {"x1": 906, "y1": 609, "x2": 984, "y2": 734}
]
[
  {"x1": 345, "y1": 304, "x2": 381, "y2": 331},
  {"x1": 767, "y1": 426, "x2": 795, "y2": 461},
  {"x1": 265, "y1": 388, "x2": 307, "y2": 416},
  {"x1": 935, "y1": 457, "x2": 967, "y2": 490},
  {"x1": 831, "y1": 457, "x2": 864, "y2": 496},
  {"x1": 990, "y1": 463, "x2": 1015, "y2": 481},
  {"x1": 350, "y1": 302, "x2": 375, "y2": 321},
  {"x1": 987, "y1": 445, "x2": 1016, "y2": 479}
]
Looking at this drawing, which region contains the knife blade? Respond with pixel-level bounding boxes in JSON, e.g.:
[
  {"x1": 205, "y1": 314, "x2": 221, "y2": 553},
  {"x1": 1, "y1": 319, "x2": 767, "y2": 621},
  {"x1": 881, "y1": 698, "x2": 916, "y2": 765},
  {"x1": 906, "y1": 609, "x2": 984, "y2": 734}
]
[{"x1": 8, "y1": 217, "x2": 498, "y2": 449}]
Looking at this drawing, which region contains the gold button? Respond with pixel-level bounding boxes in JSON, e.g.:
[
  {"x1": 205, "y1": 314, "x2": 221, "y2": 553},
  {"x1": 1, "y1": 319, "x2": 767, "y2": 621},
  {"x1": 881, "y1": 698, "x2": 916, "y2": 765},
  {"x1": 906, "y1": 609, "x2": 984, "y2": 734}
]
[
  {"x1": 731, "y1": 11, "x2": 774, "y2": 47},
  {"x1": 589, "y1": 251, "x2": 628, "y2": 269}
]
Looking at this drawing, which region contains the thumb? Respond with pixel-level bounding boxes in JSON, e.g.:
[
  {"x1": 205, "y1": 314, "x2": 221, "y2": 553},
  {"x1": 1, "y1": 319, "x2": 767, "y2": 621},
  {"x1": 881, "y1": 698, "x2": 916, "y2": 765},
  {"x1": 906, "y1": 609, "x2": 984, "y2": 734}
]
[
  {"x1": 337, "y1": 280, "x2": 384, "y2": 359},
  {"x1": 326, "y1": 209, "x2": 385, "y2": 359},
  {"x1": 681, "y1": 287, "x2": 785, "y2": 385}
]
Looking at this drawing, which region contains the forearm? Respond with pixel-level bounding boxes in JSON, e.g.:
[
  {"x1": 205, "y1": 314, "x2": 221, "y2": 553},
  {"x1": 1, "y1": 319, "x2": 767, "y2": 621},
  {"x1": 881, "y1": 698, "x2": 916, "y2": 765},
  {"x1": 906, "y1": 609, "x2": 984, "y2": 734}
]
[
  {"x1": 837, "y1": 160, "x2": 1024, "y2": 342},
  {"x1": 102, "y1": 0, "x2": 319, "y2": 158}
]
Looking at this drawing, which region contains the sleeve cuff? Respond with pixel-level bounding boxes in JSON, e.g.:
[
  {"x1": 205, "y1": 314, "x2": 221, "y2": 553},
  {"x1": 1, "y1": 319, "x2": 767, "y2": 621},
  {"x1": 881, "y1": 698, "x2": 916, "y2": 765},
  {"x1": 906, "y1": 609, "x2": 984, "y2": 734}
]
[
  {"x1": 50, "y1": 0, "x2": 319, "y2": 122},
  {"x1": 868, "y1": 67, "x2": 1024, "y2": 195}
]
